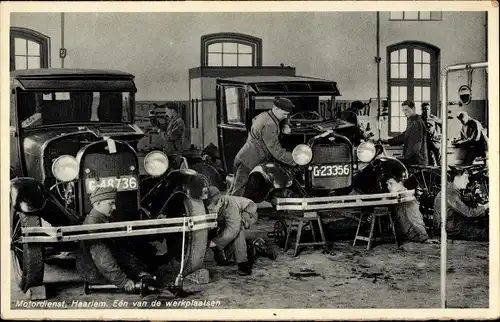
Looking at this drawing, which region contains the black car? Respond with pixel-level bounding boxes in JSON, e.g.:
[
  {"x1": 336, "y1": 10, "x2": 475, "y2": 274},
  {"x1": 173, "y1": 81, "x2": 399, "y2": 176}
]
[{"x1": 9, "y1": 69, "x2": 217, "y2": 296}]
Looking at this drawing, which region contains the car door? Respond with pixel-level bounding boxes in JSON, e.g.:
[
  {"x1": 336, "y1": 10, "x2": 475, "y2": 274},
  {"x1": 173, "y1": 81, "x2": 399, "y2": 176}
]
[{"x1": 217, "y1": 84, "x2": 248, "y2": 174}]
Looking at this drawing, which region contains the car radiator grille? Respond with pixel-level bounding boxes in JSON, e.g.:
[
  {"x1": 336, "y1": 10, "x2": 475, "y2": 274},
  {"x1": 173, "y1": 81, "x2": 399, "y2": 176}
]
[{"x1": 311, "y1": 143, "x2": 352, "y2": 190}]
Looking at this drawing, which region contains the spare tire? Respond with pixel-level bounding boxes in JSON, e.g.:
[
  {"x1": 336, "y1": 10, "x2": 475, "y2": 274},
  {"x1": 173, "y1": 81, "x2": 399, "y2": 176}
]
[
  {"x1": 189, "y1": 162, "x2": 224, "y2": 190},
  {"x1": 11, "y1": 210, "x2": 45, "y2": 293}
]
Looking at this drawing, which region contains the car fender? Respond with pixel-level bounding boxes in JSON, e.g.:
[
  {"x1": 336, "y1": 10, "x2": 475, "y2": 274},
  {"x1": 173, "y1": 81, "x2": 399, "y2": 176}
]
[
  {"x1": 244, "y1": 163, "x2": 293, "y2": 203},
  {"x1": 353, "y1": 156, "x2": 408, "y2": 194},
  {"x1": 10, "y1": 177, "x2": 81, "y2": 226}
]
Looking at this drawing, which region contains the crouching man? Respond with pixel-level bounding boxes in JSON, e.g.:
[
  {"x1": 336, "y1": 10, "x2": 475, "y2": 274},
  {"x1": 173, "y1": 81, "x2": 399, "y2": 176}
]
[
  {"x1": 433, "y1": 168, "x2": 489, "y2": 241},
  {"x1": 76, "y1": 187, "x2": 155, "y2": 292},
  {"x1": 205, "y1": 187, "x2": 275, "y2": 276}
]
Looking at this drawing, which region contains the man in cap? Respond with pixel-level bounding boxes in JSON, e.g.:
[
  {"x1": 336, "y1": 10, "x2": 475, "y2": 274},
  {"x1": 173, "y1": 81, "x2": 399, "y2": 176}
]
[
  {"x1": 421, "y1": 102, "x2": 442, "y2": 166},
  {"x1": 340, "y1": 100, "x2": 368, "y2": 146},
  {"x1": 453, "y1": 111, "x2": 487, "y2": 165},
  {"x1": 433, "y1": 167, "x2": 489, "y2": 241},
  {"x1": 77, "y1": 187, "x2": 155, "y2": 292},
  {"x1": 205, "y1": 186, "x2": 275, "y2": 276},
  {"x1": 229, "y1": 97, "x2": 297, "y2": 196},
  {"x1": 387, "y1": 100, "x2": 429, "y2": 166},
  {"x1": 150, "y1": 102, "x2": 186, "y2": 156}
]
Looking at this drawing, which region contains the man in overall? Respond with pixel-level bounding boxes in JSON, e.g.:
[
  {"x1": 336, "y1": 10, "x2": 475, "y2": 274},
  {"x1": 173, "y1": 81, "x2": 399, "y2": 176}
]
[
  {"x1": 150, "y1": 102, "x2": 186, "y2": 156},
  {"x1": 453, "y1": 111, "x2": 488, "y2": 165},
  {"x1": 421, "y1": 102, "x2": 442, "y2": 166},
  {"x1": 433, "y1": 168, "x2": 489, "y2": 241},
  {"x1": 339, "y1": 100, "x2": 367, "y2": 146},
  {"x1": 229, "y1": 97, "x2": 297, "y2": 196},
  {"x1": 387, "y1": 100, "x2": 429, "y2": 166},
  {"x1": 77, "y1": 187, "x2": 155, "y2": 292}
]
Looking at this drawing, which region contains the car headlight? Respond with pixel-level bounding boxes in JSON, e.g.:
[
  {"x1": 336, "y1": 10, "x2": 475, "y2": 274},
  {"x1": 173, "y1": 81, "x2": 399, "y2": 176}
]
[
  {"x1": 292, "y1": 144, "x2": 313, "y2": 165},
  {"x1": 52, "y1": 155, "x2": 79, "y2": 182},
  {"x1": 144, "y1": 151, "x2": 169, "y2": 176},
  {"x1": 356, "y1": 141, "x2": 377, "y2": 162}
]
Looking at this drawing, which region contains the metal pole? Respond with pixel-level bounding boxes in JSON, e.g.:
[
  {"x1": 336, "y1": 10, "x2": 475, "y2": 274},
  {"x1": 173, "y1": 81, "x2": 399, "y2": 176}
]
[
  {"x1": 376, "y1": 12, "x2": 381, "y2": 139},
  {"x1": 440, "y1": 61, "x2": 488, "y2": 308}
]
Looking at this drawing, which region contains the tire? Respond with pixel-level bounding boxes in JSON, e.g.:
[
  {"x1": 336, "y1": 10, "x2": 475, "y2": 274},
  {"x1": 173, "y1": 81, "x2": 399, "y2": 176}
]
[
  {"x1": 11, "y1": 210, "x2": 45, "y2": 293},
  {"x1": 189, "y1": 162, "x2": 223, "y2": 190}
]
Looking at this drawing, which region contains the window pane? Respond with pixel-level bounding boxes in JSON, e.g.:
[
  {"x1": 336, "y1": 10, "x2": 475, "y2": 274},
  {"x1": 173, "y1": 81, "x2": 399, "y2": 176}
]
[
  {"x1": 15, "y1": 56, "x2": 27, "y2": 70},
  {"x1": 208, "y1": 53, "x2": 222, "y2": 66},
  {"x1": 390, "y1": 12, "x2": 403, "y2": 20},
  {"x1": 391, "y1": 117, "x2": 401, "y2": 132},
  {"x1": 223, "y1": 42, "x2": 238, "y2": 53},
  {"x1": 391, "y1": 50, "x2": 399, "y2": 63},
  {"x1": 419, "y1": 11, "x2": 431, "y2": 20},
  {"x1": 422, "y1": 64, "x2": 430, "y2": 79},
  {"x1": 399, "y1": 63, "x2": 407, "y2": 78},
  {"x1": 404, "y1": 11, "x2": 418, "y2": 20},
  {"x1": 238, "y1": 54, "x2": 253, "y2": 66},
  {"x1": 422, "y1": 87, "x2": 430, "y2": 101},
  {"x1": 414, "y1": 64, "x2": 422, "y2": 79},
  {"x1": 391, "y1": 86, "x2": 399, "y2": 101},
  {"x1": 222, "y1": 53, "x2": 238, "y2": 66},
  {"x1": 391, "y1": 64, "x2": 399, "y2": 78},
  {"x1": 430, "y1": 11, "x2": 442, "y2": 20},
  {"x1": 238, "y1": 44, "x2": 253, "y2": 54},
  {"x1": 415, "y1": 101, "x2": 422, "y2": 114},
  {"x1": 399, "y1": 87, "x2": 407, "y2": 100},
  {"x1": 225, "y1": 87, "x2": 243, "y2": 123},
  {"x1": 391, "y1": 102, "x2": 400, "y2": 116},
  {"x1": 15, "y1": 38, "x2": 27, "y2": 55},
  {"x1": 400, "y1": 49, "x2": 407, "y2": 63},
  {"x1": 27, "y1": 56, "x2": 40, "y2": 69},
  {"x1": 414, "y1": 87, "x2": 422, "y2": 101},
  {"x1": 208, "y1": 42, "x2": 222, "y2": 53},
  {"x1": 422, "y1": 51, "x2": 430, "y2": 63},
  {"x1": 27, "y1": 40, "x2": 40, "y2": 56},
  {"x1": 414, "y1": 49, "x2": 422, "y2": 63},
  {"x1": 400, "y1": 117, "x2": 407, "y2": 130}
]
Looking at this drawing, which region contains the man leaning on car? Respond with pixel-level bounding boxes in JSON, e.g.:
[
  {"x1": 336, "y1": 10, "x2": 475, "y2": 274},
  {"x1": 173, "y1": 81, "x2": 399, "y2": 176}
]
[
  {"x1": 228, "y1": 97, "x2": 298, "y2": 196},
  {"x1": 76, "y1": 187, "x2": 155, "y2": 292}
]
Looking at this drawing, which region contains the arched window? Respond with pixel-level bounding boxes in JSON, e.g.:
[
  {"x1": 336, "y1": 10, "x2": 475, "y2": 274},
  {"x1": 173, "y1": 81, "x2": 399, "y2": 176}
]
[
  {"x1": 201, "y1": 33, "x2": 262, "y2": 67},
  {"x1": 387, "y1": 41, "x2": 440, "y2": 134},
  {"x1": 10, "y1": 27, "x2": 50, "y2": 71}
]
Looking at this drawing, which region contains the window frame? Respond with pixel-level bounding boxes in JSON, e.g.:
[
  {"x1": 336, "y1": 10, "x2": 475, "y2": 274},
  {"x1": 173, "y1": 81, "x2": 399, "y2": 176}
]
[
  {"x1": 201, "y1": 33, "x2": 262, "y2": 67},
  {"x1": 387, "y1": 41, "x2": 440, "y2": 136},
  {"x1": 10, "y1": 27, "x2": 50, "y2": 71}
]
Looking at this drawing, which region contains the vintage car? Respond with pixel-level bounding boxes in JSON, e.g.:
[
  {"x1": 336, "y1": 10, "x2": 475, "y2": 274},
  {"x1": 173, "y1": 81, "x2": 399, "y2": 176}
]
[
  {"x1": 9, "y1": 69, "x2": 217, "y2": 297},
  {"x1": 215, "y1": 76, "x2": 412, "y2": 211}
]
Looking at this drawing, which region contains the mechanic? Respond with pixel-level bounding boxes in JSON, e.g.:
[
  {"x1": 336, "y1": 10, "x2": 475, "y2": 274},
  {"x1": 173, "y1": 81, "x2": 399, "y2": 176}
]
[
  {"x1": 385, "y1": 175, "x2": 432, "y2": 244},
  {"x1": 228, "y1": 97, "x2": 297, "y2": 196},
  {"x1": 150, "y1": 102, "x2": 186, "y2": 156},
  {"x1": 77, "y1": 187, "x2": 155, "y2": 292},
  {"x1": 433, "y1": 168, "x2": 489, "y2": 241},
  {"x1": 421, "y1": 102, "x2": 442, "y2": 166},
  {"x1": 205, "y1": 186, "x2": 275, "y2": 276},
  {"x1": 453, "y1": 111, "x2": 487, "y2": 165},
  {"x1": 386, "y1": 100, "x2": 429, "y2": 166},
  {"x1": 339, "y1": 100, "x2": 367, "y2": 146}
]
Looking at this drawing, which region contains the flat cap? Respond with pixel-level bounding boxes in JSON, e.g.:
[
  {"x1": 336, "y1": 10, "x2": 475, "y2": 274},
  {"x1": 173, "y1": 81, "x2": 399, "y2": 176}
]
[
  {"x1": 90, "y1": 186, "x2": 117, "y2": 204},
  {"x1": 273, "y1": 97, "x2": 295, "y2": 112}
]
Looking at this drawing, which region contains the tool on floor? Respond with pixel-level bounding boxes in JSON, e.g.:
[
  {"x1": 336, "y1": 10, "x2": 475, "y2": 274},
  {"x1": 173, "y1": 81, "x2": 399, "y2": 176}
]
[{"x1": 83, "y1": 277, "x2": 158, "y2": 297}]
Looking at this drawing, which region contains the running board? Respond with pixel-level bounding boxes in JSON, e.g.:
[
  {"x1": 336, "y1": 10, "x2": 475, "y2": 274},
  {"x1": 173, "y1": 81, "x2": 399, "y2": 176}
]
[
  {"x1": 21, "y1": 213, "x2": 217, "y2": 244},
  {"x1": 273, "y1": 190, "x2": 416, "y2": 211}
]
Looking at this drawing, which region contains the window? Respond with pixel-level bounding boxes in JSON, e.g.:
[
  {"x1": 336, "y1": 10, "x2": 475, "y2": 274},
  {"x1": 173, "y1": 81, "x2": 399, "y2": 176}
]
[
  {"x1": 389, "y1": 11, "x2": 442, "y2": 21},
  {"x1": 10, "y1": 27, "x2": 50, "y2": 71},
  {"x1": 201, "y1": 33, "x2": 262, "y2": 67},
  {"x1": 387, "y1": 42, "x2": 440, "y2": 134},
  {"x1": 224, "y1": 87, "x2": 246, "y2": 124}
]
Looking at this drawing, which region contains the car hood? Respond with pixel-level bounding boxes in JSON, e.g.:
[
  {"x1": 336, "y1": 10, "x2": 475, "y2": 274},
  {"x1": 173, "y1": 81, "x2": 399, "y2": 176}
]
[{"x1": 288, "y1": 118, "x2": 356, "y2": 134}]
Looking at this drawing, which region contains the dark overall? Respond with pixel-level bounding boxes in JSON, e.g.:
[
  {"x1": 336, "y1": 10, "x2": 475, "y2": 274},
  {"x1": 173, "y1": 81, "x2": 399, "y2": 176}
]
[{"x1": 388, "y1": 114, "x2": 429, "y2": 166}]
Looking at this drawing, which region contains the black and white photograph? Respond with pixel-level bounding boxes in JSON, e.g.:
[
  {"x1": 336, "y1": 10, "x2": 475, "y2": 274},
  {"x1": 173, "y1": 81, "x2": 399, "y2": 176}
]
[{"x1": 1, "y1": 1, "x2": 498, "y2": 320}]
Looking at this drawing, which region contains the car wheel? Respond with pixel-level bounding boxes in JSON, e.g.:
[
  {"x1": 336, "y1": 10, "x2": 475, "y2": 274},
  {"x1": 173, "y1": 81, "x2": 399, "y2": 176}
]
[
  {"x1": 189, "y1": 162, "x2": 223, "y2": 190},
  {"x1": 11, "y1": 210, "x2": 45, "y2": 293}
]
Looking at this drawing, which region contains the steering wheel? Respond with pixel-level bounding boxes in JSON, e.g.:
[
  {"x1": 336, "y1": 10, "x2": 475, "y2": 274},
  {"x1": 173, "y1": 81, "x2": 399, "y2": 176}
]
[{"x1": 289, "y1": 111, "x2": 324, "y2": 122}]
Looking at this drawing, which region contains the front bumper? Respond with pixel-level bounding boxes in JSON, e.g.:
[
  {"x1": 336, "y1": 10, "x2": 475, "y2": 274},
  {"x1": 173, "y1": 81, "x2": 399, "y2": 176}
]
[
  {"x1": 273, "y1": 190, "x2": 415, "y2": 211},
  {"x1": 20, "y1": 213, "x2": 218, "y2": 244}
]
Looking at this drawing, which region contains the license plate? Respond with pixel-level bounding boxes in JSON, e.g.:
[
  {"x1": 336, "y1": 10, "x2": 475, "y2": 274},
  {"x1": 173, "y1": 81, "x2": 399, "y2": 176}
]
[
  {"x1": 312, "y1": 164, "x2": 351, "y2": 177},
  {"x1": 85, "y1": 175, "x2": 138, "y2": 193}
]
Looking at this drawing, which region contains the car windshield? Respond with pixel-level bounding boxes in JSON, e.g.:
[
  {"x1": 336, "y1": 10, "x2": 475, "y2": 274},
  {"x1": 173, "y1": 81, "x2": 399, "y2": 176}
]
[
  {"x1": 254, "y1": 95, "x2": 335, "y2": 119},
  {"x1": 17, "y1": 91, "x2": 133, "y2": 128}
]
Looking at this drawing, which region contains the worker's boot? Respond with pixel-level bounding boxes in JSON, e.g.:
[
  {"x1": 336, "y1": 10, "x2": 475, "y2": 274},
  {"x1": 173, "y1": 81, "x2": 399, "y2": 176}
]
[{"x1": 210, "y1": 245, "x2": 230, "y2": 266}]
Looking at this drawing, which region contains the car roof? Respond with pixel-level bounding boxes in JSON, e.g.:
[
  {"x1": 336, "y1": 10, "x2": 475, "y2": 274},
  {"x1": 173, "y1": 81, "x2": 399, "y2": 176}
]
[
  {"x1": 217, "y1": 75, "x2": 334, "y2": 84},
  {"x1": 11, "y1": 68, "x2": 134, "y2": 79}
]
